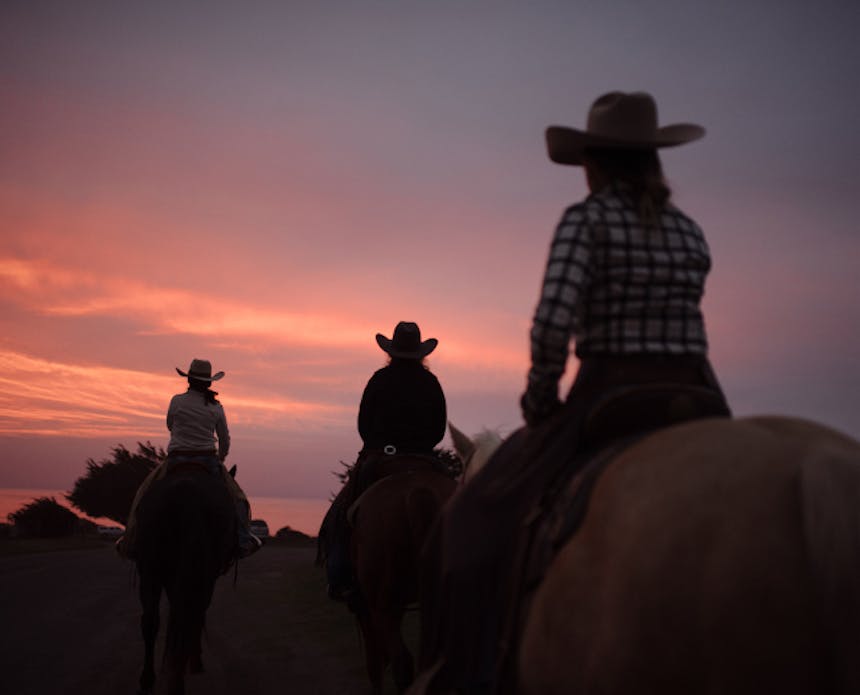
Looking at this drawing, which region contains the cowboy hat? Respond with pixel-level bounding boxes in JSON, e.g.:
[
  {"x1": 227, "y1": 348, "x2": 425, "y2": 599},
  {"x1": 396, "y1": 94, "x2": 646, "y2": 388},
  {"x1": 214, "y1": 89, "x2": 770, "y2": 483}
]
[
  {"x1": 546, "y1": 91, "x2": 705, "y2": 166},
  {"x1": 376, "y1": 322, "x2": 438, "y2": 359},
  {"x1": 176, "y1": 358, "x2": 225, "y2": 381}
]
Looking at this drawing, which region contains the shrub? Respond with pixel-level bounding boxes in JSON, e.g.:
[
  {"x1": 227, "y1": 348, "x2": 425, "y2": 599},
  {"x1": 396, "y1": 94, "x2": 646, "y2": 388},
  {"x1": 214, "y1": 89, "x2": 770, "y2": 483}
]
[{"x1": 8, "y1": 497, "x2": 80, "y2": 538}]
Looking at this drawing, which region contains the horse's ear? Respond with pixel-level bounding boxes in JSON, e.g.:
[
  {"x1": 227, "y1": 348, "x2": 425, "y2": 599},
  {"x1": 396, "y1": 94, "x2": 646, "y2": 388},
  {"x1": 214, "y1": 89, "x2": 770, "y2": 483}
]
[
  {"x1": 448, "y1": 422, "x2": 475, "y2": 463},
  {"x1": 228, "y1": 465, "x2": 237, "y2": 478}
]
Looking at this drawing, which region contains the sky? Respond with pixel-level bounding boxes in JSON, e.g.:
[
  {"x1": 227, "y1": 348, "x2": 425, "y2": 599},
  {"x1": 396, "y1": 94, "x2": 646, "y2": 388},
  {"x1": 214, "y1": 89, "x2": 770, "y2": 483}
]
[{"x1": 2, "y1": 0, "x2": 859, "y2": 501}]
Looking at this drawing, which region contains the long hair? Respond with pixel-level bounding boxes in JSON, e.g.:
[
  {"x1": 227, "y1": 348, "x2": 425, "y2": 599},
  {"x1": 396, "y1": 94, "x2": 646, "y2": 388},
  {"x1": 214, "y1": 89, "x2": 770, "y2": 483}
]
[
  {"x1": 188, "y1": 377, "x2": 220, "y2": 405},
  {"x1": 583, "y1": 148, "x2": 671, "y2": 228},
  {"x1": 387, "y1": 356, "x2": 430, "y2": 371}
]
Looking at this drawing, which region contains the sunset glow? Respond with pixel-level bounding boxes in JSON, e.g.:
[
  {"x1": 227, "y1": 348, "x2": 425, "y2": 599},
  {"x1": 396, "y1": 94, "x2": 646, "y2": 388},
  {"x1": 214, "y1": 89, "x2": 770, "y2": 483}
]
[{"x1": 1, "y1": 1, "x2": 858, "y2": 504}]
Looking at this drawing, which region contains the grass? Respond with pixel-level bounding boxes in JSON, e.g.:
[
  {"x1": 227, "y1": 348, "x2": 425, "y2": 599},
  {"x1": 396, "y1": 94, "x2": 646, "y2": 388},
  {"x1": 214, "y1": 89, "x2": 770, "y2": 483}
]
[
  {"x1": 0, "y1": 529, "x2": 316, "y2": 559},
  {"x1": 0, "y1": 534, "x2": 422, "y2": 693},
  {"x1": 0, "y1": 534, "x2": 112, "y2": 557}
]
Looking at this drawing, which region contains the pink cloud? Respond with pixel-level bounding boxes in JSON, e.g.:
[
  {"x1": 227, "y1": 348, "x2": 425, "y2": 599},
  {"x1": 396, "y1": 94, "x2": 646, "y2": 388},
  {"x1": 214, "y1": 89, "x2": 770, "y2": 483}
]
[{"x1": 1, "y1": 255, "x2": 527, "y2": 372}]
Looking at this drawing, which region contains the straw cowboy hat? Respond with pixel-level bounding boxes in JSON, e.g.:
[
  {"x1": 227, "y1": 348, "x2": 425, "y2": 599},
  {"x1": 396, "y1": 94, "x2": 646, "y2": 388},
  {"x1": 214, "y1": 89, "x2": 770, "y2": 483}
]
[
  {"x1": 546, "y1": 91, "x2": 705, "y2": 166},
  {"x1": 376, "y1": 321, "x2": 438, "y2": 359},
  {"x1": 176, "y1": 358, "x2": 225, "y2": 381}
]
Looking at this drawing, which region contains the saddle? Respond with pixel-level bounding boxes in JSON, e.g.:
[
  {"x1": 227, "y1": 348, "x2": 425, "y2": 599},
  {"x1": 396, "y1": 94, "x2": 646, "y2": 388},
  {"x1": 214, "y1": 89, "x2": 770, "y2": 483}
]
[
  {"x1": 581, "y1": 382, "x2": 731, "y2": 451},
  {"x1": 164, "y1": 458, "x2": 212, "y2": 477},
  {"x1": 495, "y1": 382, "x2": 731, "y2": 692},
  {"x1": 356, "y1": 450, "x2": 441, "y2": 486}
]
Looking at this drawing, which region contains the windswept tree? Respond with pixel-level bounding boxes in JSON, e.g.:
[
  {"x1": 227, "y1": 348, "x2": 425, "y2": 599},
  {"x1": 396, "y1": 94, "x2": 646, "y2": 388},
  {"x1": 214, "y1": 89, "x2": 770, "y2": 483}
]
[
  {"x1": 9, "y1": 497, "x2": 81, "y2": 537},
  {"x1": 67, "y1": 442, "x2": 165, "y2": 525}
]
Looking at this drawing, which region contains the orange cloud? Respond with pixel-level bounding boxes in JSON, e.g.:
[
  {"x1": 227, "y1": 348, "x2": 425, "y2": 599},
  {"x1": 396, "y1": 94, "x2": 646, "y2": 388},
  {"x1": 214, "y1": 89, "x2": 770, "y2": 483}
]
[
  {"x1": 0, "y1": 349, "x2": 353, "y2": 439},
  {"x1": 0, "y1": 255, "x2": 526, "y2": 372}
]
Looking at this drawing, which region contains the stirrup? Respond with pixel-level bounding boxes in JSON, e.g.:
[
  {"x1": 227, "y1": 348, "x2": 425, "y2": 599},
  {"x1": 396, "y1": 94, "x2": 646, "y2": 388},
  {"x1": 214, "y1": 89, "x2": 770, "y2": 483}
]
[{"x1": 238, "y1": 534, "x2": 263, "y2": 558}]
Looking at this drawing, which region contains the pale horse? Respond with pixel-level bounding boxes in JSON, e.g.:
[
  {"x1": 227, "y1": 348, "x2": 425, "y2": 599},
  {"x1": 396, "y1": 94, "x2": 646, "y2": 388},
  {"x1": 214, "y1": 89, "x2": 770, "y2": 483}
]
[{"x1": 448, "y1": 416, "x2": 860, "y2": 694}]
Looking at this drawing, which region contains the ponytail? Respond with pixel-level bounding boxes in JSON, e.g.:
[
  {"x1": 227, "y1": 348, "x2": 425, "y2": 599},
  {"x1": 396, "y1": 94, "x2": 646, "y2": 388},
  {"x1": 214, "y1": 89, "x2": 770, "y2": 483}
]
[{"x1": 188, "y1": 377, "x2": 220, "y2": 405}]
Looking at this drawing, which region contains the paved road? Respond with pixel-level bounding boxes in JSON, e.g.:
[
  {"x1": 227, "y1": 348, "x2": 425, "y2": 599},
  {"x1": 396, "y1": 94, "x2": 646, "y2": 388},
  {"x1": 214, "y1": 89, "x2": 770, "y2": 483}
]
[{"x1": 0, "y1": 542, "x2": 384, "y2": 695}]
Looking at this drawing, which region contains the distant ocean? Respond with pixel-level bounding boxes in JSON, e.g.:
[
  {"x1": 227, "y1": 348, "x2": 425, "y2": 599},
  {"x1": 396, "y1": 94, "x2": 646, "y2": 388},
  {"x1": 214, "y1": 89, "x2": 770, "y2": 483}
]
[{"x1": 0, "y1": 487, "x2": 329, "y2": 537}]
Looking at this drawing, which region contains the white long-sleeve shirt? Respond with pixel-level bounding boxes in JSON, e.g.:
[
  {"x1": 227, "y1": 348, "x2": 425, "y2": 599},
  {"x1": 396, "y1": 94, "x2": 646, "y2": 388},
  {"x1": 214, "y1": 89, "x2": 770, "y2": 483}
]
[{"x1": 166, "y1": 389, "x2": 230, "y2": 459}]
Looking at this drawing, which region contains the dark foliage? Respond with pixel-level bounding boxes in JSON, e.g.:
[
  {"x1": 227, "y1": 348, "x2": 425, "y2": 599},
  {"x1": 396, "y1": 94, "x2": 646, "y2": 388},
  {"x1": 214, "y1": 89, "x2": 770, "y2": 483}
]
[
  {"x1": 434, "y1": 447, "x2": 464, "y2": 479},
  {"x1": 67, "y1": 442, "x2": 165, "y2": 525},
  {"x1": 8, "y1": 497, "x2": 80, "y2": 537}
]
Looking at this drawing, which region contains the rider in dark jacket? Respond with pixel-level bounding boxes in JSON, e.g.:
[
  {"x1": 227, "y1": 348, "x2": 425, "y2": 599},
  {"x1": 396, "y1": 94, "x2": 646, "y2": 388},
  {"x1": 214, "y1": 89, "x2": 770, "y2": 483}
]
[
  {"x1": 324, "y1": 321, "x2": 447, "y2": 601},
  {"x1": 358, "y1": 323, "x2": 446, "y2": 455}
]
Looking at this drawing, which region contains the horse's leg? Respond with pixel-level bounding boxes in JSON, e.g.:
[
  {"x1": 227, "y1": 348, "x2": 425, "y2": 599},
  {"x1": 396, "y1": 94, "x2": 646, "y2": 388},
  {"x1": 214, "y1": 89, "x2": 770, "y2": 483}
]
[
  {"x1": 384, "y1": 607, "x2": 414, "y2": 693},
  {"x1": 189, "y1": 637, "x2": 204, "y2": 674},
  {"x1": 189, "y1": 584, "x2": 213, "y2": 675},
  {"x1": 187, "y1": 612, "x2": 204, "y2": 675},
  {"x1": 163, "y1": 583, "x2": 188, "y2": 695},
  {"x1": 137, "y1": 569, "x2": 161, "y2": 695},
  {"x1": 357, "y1": 604, "x2": 386, "y2": 695}
]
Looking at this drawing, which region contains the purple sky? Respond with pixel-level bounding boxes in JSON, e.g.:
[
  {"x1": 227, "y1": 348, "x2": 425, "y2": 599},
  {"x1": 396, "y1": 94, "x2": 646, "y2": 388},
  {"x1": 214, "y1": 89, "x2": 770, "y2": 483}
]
[{"x1": 1, "y1": 0, "x2": 859, "y2": 500}]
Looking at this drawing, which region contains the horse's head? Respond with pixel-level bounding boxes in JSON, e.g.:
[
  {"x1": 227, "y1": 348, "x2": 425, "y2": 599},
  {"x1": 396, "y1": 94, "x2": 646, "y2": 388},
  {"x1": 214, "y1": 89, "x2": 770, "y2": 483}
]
[{"x1": 448, "y1": 422, "x2": 503, "y2": 485}]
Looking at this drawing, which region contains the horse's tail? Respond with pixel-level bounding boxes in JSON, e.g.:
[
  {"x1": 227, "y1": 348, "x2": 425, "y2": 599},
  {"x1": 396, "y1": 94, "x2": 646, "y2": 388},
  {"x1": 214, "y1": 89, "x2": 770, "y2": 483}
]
[
  {"x1": 164, "y1": 481, "x2": 211, "y2": 676},
  {"x1": 316, "y1": 501, "x2": 337, "y2": 567},
  {"x1": 800, "y1": 440, "x2": 860, "y2": 694}
]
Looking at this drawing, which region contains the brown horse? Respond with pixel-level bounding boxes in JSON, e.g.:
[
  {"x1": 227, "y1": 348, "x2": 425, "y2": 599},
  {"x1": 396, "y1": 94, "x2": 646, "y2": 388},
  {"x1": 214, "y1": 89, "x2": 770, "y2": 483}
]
[
  {"x1": 515, "y1": 416, "x2": 860, "y2": 694},
  {"x1": 134, "y1": 465, "x2": 237, "y2": 695},
  {"x1": 349, "y1": 463, "x2": 456, "y2": 694}
]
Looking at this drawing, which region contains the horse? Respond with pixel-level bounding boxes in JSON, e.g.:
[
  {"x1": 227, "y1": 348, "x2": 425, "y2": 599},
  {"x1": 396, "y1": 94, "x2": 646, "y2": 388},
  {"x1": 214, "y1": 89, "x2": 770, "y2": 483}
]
[
  {"x1": 449, "y1": 416, "x2": 860, "y2": 694},
  {"x1": 134, "y1": 464, "x2": 237, "y2": 695},
  {"x1": 448, "y1": 424, "x2": 502, "y2": 485},
  {"x1": 348, "y1": 458, "x2": 457, "y2": 694}
]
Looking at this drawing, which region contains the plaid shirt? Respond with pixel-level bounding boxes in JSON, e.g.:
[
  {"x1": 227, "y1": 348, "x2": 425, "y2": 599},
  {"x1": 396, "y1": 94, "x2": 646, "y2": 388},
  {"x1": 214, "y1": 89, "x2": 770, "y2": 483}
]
[{"x1": 526, "y1": 183, "x2": 711, "y2": 406}]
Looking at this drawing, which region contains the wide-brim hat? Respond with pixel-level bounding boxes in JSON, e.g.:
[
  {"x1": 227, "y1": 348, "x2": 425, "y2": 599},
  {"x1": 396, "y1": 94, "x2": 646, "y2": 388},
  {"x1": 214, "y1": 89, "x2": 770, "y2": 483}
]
[
  {"x1": 546, "y1": 91, "x2": 705, "y2": 166},
  {"x1": 376, "y1": 321, "x2": 438, "y2": 359},
  {"x1": 176, "y1": 358, "x2": 224, "y2": 381}
]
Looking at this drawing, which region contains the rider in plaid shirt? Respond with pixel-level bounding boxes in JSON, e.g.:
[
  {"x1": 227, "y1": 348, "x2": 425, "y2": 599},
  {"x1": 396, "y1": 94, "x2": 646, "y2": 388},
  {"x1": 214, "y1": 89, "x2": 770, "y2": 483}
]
[
  {"x1": 518, "y1": 92, "x2": 730, "y2": 426},
  {"x1": 414, "y1": 93, "x2": 732, "y2": 695},
  {"x1": 524, "y1": 181, "x2": 714, "y2": 421}
]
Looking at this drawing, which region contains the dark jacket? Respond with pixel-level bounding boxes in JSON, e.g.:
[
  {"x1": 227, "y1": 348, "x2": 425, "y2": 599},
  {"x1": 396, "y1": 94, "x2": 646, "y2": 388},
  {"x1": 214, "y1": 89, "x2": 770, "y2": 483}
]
[{"x1": 358, "y1": 359, "x2": 446, "y2": 453}]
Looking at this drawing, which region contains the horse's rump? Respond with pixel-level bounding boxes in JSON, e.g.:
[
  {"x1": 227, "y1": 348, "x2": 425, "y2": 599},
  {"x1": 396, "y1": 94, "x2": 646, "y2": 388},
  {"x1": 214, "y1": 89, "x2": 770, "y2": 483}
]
[
  {"x1": 351, "y1": 469, "x2": 455, "y2": 608},
  {"x1": 136, "y1": 469, "x2": 236, "y2": 570},
  {"x1": 317, "y1": 452, "x2": 451, "y2": 567},
  {"x1": 348, "y1": 467, "x2": 456, "y2": 692},
  {"x1": 518, "y1": 416, "x2": 860, "y2": 695}
]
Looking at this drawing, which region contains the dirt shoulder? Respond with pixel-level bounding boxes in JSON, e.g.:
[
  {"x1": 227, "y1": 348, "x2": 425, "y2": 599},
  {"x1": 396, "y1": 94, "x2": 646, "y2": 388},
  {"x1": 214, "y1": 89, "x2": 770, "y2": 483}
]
[{"x1": 0, "y1": 540, "x2": 380, "y2": 695}]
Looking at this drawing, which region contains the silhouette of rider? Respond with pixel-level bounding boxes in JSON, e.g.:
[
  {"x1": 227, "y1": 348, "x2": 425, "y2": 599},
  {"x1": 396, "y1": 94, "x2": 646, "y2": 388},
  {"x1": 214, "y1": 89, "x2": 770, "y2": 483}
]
[
  {"x1": 324, "y1": 321, "x2": 447, "y2": 601},
  {"x1": 118, "y1": 359, "x2": 261, "y2": 559}
]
